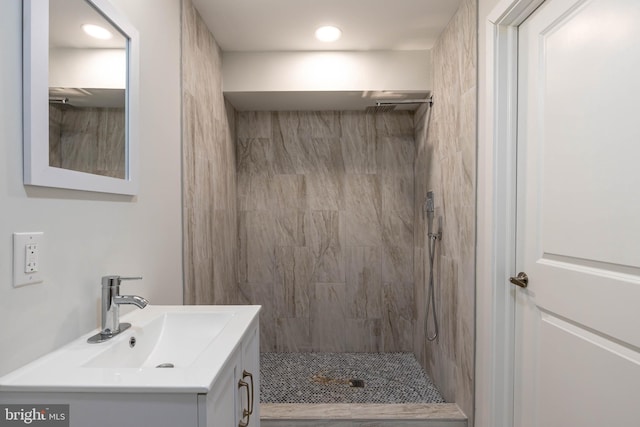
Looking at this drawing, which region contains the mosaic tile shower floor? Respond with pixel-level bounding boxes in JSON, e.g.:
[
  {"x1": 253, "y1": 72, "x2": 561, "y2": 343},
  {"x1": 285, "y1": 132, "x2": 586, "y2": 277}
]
[{"x1": 260, "y1": 352, "x2": 446, "y2": 404}]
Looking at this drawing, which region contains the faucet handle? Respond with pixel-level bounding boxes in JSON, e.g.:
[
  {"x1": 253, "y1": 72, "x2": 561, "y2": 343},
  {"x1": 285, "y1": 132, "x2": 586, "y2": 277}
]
[{"x1": 101, "y1": 275, "x2": 142, "y2": 287}]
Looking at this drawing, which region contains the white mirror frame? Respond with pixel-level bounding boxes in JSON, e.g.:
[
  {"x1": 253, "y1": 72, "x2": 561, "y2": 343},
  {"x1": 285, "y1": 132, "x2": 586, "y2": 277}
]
[{"x1": 23, "y1": 0, "x2": 140, "y2": 195}]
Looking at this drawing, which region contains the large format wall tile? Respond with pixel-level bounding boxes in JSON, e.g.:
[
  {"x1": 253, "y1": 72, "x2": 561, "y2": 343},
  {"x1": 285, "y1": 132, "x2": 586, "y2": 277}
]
[
  {"x1": 49, "y1": 105, "x2": 125, "y2": 178},
  {"x1": 310, "y1": 283, "x2": 347, "y2": 351},
  {"x1": 304, "y1": 210, "x2": 344, "y2": 283},
  {"x1": 238, "y1": 281, "x2": 277, "y2": 351},
  {"x1": 343, "y1": 174, "x2": 382, "y2": 246},
  {"x1": 344, "y1": 318, "x2": 383, "y2": 352},
  {"x1": 382, "y1": 245, "x2": 414, "y2": 284},
  {"x1": 345, "y1": 246, "x2": 382, "y2": 319},
  {"x1": 182, "y1": 0, "x2": 238, "y2": 305},
  {"x1": 382, "y1": 281, "x2": 415, "y2": 351},
  {"x1": 237, "y1": 138, "x2": 275, "y2": 175},
  {"x1": 340, "y1": 112, "x2": 376, "y2": 174},
  {"x1": 276, "y1": 317, "x2": 312, "y2": 352},
  {"x1": 307, "y1": 170, "x2": 345, "y2": 211},
  {"x1": 412, "y1": 0, "x2": 477, "y2": 424},
  {"x1": 237, "y1": 111, "x2": 415, "y2": 352},
  {"x1": 275, "y1": 246, "x2": 313, "y2": 318}
]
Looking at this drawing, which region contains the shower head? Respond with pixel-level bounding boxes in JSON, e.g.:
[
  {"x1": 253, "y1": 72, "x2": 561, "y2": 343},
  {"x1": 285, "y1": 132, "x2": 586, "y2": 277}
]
[
  {"x1": 365, "y1": 104, "x2": 397, "y2": 113},
  {"x1": 49, "y1": 97, "x2": 70, "y2": 104},
  {"x1": 366, "y1": 97, "x2": 433, "y2": 113}
]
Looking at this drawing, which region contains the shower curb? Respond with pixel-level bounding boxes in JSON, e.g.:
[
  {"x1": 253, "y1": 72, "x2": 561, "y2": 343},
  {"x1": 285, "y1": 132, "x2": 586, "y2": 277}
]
[{"x1": 261, "y1": 403, "x2": 467, "y2": 426}]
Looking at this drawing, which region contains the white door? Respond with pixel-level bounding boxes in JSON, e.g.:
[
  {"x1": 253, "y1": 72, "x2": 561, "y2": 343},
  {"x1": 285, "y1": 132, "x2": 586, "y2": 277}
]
[{"x1": 515, "y1": 0, "x2": 640, "y2": 426}]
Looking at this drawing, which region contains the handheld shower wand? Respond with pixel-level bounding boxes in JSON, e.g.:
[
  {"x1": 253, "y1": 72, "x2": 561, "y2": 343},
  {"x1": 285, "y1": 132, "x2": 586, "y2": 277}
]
[
  {"x1": 426, "y1": 192, "x2": 435, "y2": 238},
  {"x1": 425, "y1": 192, "x2": 441, "y2": 241},
  {"x1": 424, "y1": 191, "x2": 441, "y2": 341}
]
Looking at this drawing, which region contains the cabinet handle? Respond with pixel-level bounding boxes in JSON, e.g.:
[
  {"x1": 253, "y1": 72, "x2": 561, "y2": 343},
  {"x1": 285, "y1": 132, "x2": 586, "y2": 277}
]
[
  {"x1": 238, "y1": 379, "x2": 251, "y2": 427},
  {"x1": 242, "y1": 370, "x2": 254, "y2": 415}
]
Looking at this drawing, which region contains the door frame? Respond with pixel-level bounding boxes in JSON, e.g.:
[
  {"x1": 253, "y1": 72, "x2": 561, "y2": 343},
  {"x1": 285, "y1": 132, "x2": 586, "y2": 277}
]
[{"x1": 475, "y1": 0, "x2": 544, "y2": 426}]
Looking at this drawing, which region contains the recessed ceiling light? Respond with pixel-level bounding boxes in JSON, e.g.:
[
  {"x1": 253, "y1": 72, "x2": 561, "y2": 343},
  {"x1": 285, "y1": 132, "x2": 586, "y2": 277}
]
[
  {"x1": 82, "y1": 24, "x2": 113, "y2": 40},
  {"x1": 315, "y1": 26, "x2": 342, "y2": 42}
]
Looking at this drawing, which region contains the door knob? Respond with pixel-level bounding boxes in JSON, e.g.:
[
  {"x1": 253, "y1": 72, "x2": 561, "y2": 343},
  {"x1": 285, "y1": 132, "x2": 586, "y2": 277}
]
[{"x1": 509, "y1": 272, "x2": 528, "y2": 288}]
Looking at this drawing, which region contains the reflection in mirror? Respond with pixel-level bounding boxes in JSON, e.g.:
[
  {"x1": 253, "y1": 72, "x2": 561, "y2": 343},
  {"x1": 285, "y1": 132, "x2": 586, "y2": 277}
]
[
  {"x1": 49, "y1": 0, "x2": 127, "y2": 179},
  {"x1": 23, "y1": 0, "x2": 138, "y2": 195}
]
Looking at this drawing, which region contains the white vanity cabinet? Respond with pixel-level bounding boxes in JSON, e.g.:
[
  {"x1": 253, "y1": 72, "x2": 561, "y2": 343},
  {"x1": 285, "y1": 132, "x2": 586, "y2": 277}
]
[
  {"x1": 0, "y1": 305, "x2": 261, "y2": 427},
  {"x1": 241, "y1": 323, "x2": 260, "y2": 425},
  {"x1": 200, "y1": 320, "x2": 260, "y2": 427}
]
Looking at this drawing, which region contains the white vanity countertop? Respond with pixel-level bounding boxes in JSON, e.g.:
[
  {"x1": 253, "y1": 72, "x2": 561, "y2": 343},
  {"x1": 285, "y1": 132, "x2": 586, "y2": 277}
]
[{"x1": 0, "y1": 305, "x2": 260, "y2": 393}]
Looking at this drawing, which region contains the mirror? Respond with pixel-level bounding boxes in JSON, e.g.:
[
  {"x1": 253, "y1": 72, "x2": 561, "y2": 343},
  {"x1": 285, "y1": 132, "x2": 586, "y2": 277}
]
[
  {"x1": 23, "y1": 0, "x2": 139, "y2": 195},
  {"x1": 49, "y1": 0, "x2": 127, "y2": 179}
]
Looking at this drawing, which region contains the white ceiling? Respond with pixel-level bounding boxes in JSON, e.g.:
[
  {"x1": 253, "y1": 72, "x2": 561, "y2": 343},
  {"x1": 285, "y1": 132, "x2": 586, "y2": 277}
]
[
  {"x1": 50, "y1": 0, "x2": 126, "y2": 49},
  {"x1": 49, "y1": 0, "x2": 127, "y2": 108},
  {"x1": 191, "y1": 0, "x2": 463, "y2": 52}
]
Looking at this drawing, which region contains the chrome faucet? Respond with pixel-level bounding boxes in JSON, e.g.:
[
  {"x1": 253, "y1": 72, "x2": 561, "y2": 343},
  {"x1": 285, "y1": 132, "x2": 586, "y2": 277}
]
[{"x1": 87, "y1": 275, "x2": 148, "y2": 343}]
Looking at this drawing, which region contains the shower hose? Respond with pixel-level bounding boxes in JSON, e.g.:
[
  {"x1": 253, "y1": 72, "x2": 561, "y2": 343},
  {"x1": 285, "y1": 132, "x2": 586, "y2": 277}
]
[{"x1": 426, "y1": 229, "x2": 439, "y2": 342}]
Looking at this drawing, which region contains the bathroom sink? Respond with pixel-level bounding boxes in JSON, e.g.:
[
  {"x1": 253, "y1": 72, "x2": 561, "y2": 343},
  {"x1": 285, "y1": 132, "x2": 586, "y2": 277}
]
[
  {"x1": 83, "y1": 311, "x2": 234, "y2": 369},
  {"x1": 0, "y1": 305, "x2": 260, "y2": 393}
]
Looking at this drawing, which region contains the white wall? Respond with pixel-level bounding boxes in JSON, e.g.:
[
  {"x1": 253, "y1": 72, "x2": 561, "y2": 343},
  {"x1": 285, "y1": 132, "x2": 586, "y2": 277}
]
[
  {"x1": 223, "y1": 50, "x2": 431, "y2": 92},
  {"x1": 223, "y1": 50, "x2": 432, "y2": 110},
  {"x1": 0, "y1": 0, "x2": 183, "y2": 376},
  {"x1": 49, "y1": 48, "x2": 126, "y2": 89}
]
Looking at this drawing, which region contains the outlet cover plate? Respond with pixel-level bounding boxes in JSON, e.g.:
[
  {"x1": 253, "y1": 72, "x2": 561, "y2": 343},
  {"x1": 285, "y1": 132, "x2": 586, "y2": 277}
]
[{"x1": 13, "y1": 232, "x2": 44, "y2": 287}]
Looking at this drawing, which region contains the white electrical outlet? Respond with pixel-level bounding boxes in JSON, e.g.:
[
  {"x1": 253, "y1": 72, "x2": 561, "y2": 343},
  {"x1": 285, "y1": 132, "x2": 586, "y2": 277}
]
[
  {"x1": 13, "y1": 232, "x2": 44, "y2": 287},
  {"x1": 25, "y1": 243, "x2": 39, "y2": 272}
]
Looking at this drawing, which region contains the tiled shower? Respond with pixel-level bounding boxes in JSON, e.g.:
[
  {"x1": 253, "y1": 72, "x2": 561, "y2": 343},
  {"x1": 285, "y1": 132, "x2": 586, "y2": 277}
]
[
  {"x1": 49, "y1": 105, "x2": 126, "y2": 178},
  {"x1": 181, "y1": 0, "x2": 476, "y2": 424},
  {"x1": 236, "y1": 111, "x2": 416, "y2": 353}
]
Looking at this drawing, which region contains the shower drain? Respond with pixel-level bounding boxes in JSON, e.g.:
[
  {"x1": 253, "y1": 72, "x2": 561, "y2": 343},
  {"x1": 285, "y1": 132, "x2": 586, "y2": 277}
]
[
  {"x1": 349, "y1": 379, "x2": 365, "y2": 388},
  {"x1": 311, "y1": 374, "x2": 365, "y2": 388}
]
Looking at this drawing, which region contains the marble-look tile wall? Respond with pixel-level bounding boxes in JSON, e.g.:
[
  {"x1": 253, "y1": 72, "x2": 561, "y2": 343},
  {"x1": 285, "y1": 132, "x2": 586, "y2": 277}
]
[
  {"x1": 182, "y1": 0, "x2": 238, "y2": 304},
  {"x1": 49, "y1": 105, "x2": 125, "y2": 178},
  {"x1": 236, "y1": 111, "x2": 415, "y2": 352},
  {"x1": 413, "y1": 0, "x2": 476, "y2": 425}
]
